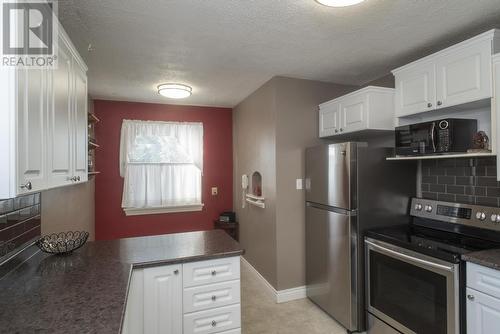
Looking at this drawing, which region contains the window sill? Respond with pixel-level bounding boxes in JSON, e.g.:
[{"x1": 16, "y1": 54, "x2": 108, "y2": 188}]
[{"x1": 123, "y1": 204, "x2": 204, "y2": 216}]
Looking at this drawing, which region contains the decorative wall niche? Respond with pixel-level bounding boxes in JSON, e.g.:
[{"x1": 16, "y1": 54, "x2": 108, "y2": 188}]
[{"x1": 245, "y1": 171, "x2": 265, "y2": 208}]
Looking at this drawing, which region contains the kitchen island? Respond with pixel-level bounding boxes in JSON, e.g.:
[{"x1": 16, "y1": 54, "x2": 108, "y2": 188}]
[{"x1": 0, "y1": 230, "x2": 244, "y2": 334}]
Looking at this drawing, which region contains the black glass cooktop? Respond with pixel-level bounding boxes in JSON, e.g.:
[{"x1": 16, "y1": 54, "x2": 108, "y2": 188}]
[{"x1": 366, "y1": 223, "x2": 500, "y2": 263}]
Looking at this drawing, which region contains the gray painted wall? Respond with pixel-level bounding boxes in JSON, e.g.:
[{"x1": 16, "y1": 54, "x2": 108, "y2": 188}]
[
  {"x1": 233, "y1": 76, "x2": 356, "y2": 289},
  {"x1": 233, "y1": 79, "x2": 279, "y2": 287}
]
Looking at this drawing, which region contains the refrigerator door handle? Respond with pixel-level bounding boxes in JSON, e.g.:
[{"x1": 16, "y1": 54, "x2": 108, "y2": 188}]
[{"x1": 306, "y1": 202, "x2": 357, "y2": 216}]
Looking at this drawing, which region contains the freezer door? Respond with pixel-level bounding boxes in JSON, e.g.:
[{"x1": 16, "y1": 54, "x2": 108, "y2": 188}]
[
  {"x1": 305, "y1": 203, "x2": 357, "y2": 331},
  {"x1": 305, "y1": 142, "x2": 355, "y2": 210}
]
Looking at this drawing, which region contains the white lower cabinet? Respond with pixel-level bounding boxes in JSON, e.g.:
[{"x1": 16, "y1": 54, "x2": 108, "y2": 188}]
[
  {"x1": 123, "y1": 256, "x2": 241, "y2": 334},
  {"x1": 466, "y1": 262, "x2": 500, "y2": 333}
]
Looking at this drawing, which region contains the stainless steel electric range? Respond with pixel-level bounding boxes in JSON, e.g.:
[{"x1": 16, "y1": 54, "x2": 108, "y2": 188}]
[{"x1": 365, "y1": 197, "x2": 500, "y2": 334}]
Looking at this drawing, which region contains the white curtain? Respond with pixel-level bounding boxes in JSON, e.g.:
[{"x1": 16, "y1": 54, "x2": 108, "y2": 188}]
[{"x1": 119, "y1": 120, "x2": 203, "y2": 209}]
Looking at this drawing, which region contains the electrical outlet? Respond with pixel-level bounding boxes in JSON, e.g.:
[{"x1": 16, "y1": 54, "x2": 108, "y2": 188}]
[
  {"x1": 211, "y1": 187, "x2": 218, "y2": 195},
  {"x1": 296, "y1": 179, "x2": 303, "y2": 190}
]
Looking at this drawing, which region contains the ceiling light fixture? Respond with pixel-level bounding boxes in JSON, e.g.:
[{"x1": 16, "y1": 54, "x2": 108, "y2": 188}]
[
  {"x1": 315, "y1": 0, "x2": 365, "y2": 7},
  {"x1": 157, "y1": 83, "x2": 192, "y2": 99}
]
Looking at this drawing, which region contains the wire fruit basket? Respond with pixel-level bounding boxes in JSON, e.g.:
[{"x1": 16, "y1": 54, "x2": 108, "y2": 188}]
[{"x1": 36, "y1": 231, "x2": 89, "y2": 255}]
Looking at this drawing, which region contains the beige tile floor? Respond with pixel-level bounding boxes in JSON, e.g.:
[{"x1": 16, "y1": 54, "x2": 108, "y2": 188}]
[{"x1": 241, "y1": 261, "x2": 347, "y2": 334}]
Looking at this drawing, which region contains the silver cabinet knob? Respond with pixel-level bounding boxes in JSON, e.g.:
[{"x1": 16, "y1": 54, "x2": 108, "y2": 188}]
[
  {"x1": 76, "y1": 176, "x2": 81, "y2": 181},
  {"x1": 427, "y1": 102, "x2": 432, "y2": 108},
  {"x1": 467, "y1": 294, "x2": 475, "y2": 301},
  {"x1": 20, "y1": 181, "x2": 32, "y2": 190},
  {"x1": 339, "y1": 128, "x2": 343, "y2": 132},
  {"x1": 211, "y1": 320, "x2": 217, "y2": 327},
  {"x1": 334, "y1": 129, "x2": 338, "y2": 133},
  {"x1": 211, "y1": 270, "x2": 217, "y2": 276},
  {"x1": 437, "y1": 101, "x2": 442, "y2": 106},
  {"x1": 174, "y1": 269, "x2": 179, "y2": 275},
  {"x1": 211, "y1": 295, "x2": 217, "y2": 301}
]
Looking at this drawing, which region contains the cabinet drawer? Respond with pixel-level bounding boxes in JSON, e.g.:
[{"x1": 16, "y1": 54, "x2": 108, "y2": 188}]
[
  {"x1": 467, "y1": 262, "x2": 500, "y2": 298},
  {"x1": 184, "y1": 280, "x2": 241, "y2": 313},
  {"x1": 183, "y1": 256, "x2": 240, "y2": 288},
  {"x1": 183, "y1": 304, "x2": 241, "y2": 334}
]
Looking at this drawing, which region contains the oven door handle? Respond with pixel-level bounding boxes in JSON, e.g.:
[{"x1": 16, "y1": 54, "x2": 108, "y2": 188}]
[
  {"x1": 366, "y1": 240, "x2": 455, "y2": 273},
  {"x1": 430, "y1": 121, "x2": 437, "y2": 152}
]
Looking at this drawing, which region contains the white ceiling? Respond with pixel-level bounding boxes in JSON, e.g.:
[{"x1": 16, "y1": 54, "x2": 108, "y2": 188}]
[{"x1": 58, "y1": 0, "x2": 500, "y2": 108}]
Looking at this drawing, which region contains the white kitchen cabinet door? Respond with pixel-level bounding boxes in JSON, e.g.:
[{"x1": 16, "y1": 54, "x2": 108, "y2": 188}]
[
  {"x1": 47, "y1": 36, "x2": 73, "y2": 188},
  {"x1": 466, "y1": 287, "x2": 500, "y2": 334},
  {"x1": 72, "y1": 62, "x2": 88, "y2": 183},
  {"x1": 340, "y1": 93, "x2": 366, "y2": 134},
  {"x1": 143, "y1": 265, "x2": 183, "y2": 334},
  {"x1": 436, "y1": 39, "x2": 492, "y2": 109},
  {"x1": 16, "y1": 68, "x2": 47, "y2": 194},
  {"x1": 394, "y1": 61, "x2": 436, "y2": 117},
  {"x1": 494, "y1": 54, "x2": 500, "y2": 181},
  {"x1": 319, "y1": 101, "x2": 340, "y2": 137}
]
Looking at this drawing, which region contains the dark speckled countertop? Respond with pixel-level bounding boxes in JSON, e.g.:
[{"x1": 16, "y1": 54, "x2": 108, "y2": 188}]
[
  {"x1": 462, "y1": 249, "x2": 500, "y2": 270},
  {"x1": 0, "y1": 230, "x2": 243, "y2": 334}
]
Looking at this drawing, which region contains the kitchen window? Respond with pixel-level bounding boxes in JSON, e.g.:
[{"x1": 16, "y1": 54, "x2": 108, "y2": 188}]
[{"x1": 119, "y1": 120, "x2": 204, "y2": 216}]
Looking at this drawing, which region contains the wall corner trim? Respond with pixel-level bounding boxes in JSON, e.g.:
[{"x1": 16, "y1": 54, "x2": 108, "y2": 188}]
[{"x1": 240, "y1": 256, "x2": 306, "y2": 304}]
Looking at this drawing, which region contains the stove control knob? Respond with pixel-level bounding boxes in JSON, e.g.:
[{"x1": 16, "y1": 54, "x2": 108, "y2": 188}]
[
  {"x1": 491, "y1": 214, "x2": 498, "y2": 223},
  {"x1": 496, "y1": 215, "x2": 500, "y2": 224},
  {"x1": 476, "y1": 212, "x2": 486, "y2": 221},
  {"x1": 425, "y1": 205, "x2": 433, "y2": 213},
  {"x1": 414, "y1": 203, "x2": 423, "y2": 211}
]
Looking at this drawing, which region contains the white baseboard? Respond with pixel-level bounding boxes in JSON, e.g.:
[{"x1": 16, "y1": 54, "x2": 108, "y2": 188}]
[{"x1": 241, "y1": 256, "x2": 306, "y2": 303}]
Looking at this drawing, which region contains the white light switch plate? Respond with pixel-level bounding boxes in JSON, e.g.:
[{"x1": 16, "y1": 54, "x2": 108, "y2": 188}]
[{"x1": 296, "y1": 179, "x2": 303, "y2": 190}]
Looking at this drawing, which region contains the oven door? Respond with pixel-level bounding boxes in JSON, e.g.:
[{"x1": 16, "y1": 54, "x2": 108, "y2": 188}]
[{"x1": 365, "y1": 238, "x2": 459, "y2": 334}]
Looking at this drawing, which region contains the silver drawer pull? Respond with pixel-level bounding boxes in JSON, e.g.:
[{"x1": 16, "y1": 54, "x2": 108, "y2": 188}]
[
  {"x1": 211, "y1": 320, "x2": 217, "y2": 327},
  {"x1": 467, "y1": 294, "x2": 475, "y2": 301},
  {"x1": 211, "y1": 270, "x2": 217, "y2": 276},
  {"x1": 20, "y1": 181, "x2": 32, "y2": 190},
  {"x1": 211, "y1": 295, "x2": 217, "y2": 301}
]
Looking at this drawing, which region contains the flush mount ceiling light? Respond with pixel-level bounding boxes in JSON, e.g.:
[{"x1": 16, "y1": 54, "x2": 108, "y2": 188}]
[
  {"x1": 315, "y1": 0, "x2": 365, "y2": 7},
  {"x1": 157, "y1": 83, "x2": 192, "y2": 99}
]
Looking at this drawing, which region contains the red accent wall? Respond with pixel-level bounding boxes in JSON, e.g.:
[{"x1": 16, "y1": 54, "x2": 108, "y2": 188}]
[{"x1": 93, "y1": 100, "x2": 233, "y2": 240}]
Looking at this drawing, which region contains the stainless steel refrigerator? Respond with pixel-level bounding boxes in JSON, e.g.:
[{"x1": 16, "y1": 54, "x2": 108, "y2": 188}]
[{"x1": 305, "y1": 142, "x2": 416, "y2": 332}]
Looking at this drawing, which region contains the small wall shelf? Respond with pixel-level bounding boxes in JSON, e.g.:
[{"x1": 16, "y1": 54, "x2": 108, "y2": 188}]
[
  {"x1": 245, "y1": 196, "x2": 265, "y2": 208},
  {"x1": 88, "y1": 113, "x2": 100, "y2": 123},
  {"x1": 88, "y1": 111, "x2": 99, "y2": 176},
  {"x1": 387, "y1": 152, "x2": 496, "y2": 161},
  {"x1": 88, "y1": 141, "x2": 100, "y2": 149}
]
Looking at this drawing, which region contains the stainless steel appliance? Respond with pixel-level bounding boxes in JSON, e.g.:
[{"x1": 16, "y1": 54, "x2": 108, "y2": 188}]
[
  {"x1": 395, "y1": 118, "x2": 477, "y2": 156},
  {"x1": 305, "y1": 142, "x2": 416, "y2": 332},
  {"x1": 365, "y1": 198, "x2": 500, "y2": 334}
]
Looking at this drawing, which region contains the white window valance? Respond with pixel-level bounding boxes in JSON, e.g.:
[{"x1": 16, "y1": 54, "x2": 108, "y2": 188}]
[{"x1": 119, "y1": 120, "x2": 204, "y2": 215}]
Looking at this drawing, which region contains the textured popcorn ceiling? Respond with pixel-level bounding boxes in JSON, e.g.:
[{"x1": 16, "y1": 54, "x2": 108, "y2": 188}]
[{"x1": 58, "y1": 0, "x2": 500, "y2": 107}]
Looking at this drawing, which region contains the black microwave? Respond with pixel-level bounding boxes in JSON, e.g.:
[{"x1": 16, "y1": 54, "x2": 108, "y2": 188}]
[{"x1": 395, "y1": 118, "x2": 477, "y2": 156}]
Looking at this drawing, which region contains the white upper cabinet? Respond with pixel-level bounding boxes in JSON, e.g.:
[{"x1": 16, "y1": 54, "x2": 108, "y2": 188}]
[
  {"x1": 393, "y1": 29, "x2": 499, "y2": 117},
  {"x1": 436, "y1": 38, "x2": 492, "y2": 108},
  {"x1": 394, "y1": 60, "x2": 436, "y2": 116},
  {"x1": 47, "y1": 34, "x2": 74, "y2": 188},
  {"x1": 0, "y1": 19, "x2": 88, "y2": 198},
  {"x1": 319, "y1": 100, "x2": 340, "y2": 137},
  {"x1": 72, "y1": 58, "x2": 89, "y2": 183},
  {"x1": 16, "y1": 68, "x2": 48, "y2": 194},
  {"x1": 319, "y1": 86, "x2": 395, "y2": 138}
]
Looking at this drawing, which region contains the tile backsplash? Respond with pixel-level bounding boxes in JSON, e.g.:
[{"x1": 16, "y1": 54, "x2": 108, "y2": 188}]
[
  {"x1": 421, "y1": 157, "x2": 500, "y2": 207},
  {"x1": 0, "y1": 193, "x2": 41, "y2": 262}
]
